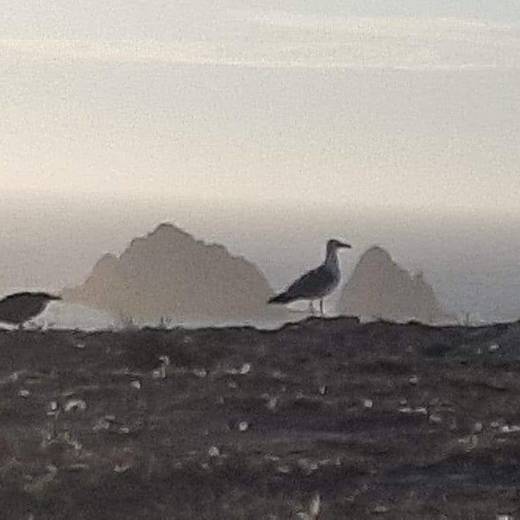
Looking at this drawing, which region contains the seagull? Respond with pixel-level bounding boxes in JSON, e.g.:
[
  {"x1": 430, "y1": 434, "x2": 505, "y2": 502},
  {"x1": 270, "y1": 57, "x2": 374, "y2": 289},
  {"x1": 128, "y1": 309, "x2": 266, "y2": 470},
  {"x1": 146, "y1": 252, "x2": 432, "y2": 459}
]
[
  {"x1": 268, "y1": 239, "x2": 351, "y2": 315},
  {"x1": 0, "y1": 292, "x2": 61, "y2": 329}
]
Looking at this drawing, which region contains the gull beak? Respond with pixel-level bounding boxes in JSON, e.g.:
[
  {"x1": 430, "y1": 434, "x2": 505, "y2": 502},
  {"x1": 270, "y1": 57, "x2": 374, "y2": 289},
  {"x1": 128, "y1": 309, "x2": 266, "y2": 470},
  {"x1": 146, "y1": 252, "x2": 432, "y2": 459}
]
[
  {"x1": 339, "y1": 242, "x2": 351, "y2": 249},
  {"x1": 49, "y1": 295, "x2": 62, "y2": 301}
]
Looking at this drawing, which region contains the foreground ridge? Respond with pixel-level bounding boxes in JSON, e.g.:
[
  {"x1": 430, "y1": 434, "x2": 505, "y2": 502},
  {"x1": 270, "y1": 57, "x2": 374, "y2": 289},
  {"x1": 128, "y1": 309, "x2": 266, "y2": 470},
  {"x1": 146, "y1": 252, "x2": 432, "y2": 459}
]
[{"x1": 0, "y1": 318, "x2": 518, "y2": 519}]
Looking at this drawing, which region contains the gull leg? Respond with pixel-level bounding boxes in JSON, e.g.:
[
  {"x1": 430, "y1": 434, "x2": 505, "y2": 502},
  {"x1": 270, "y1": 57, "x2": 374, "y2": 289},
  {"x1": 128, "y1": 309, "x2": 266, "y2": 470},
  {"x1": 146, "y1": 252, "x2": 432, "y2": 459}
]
[
  {"x1": 319, "y1": 299, "x2": 324, "y2": 316},
  {"x1": 308, "y1": 301, "x2": 315, "y2": 315}
]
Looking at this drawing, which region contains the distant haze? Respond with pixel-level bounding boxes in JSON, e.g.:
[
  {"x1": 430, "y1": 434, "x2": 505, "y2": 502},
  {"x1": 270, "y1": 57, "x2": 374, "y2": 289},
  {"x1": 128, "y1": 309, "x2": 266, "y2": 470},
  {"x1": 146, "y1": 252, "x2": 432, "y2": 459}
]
[{"x1": 1, "y1": 1, "x2": 519, "y2": 323}]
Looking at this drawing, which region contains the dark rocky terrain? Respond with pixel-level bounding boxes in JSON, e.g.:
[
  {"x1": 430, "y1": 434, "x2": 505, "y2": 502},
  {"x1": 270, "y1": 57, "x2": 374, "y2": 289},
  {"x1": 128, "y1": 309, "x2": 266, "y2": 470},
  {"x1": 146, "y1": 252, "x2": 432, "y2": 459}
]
[{"x1": 1, "y1": 318, "x2": 520, "y2": 519}]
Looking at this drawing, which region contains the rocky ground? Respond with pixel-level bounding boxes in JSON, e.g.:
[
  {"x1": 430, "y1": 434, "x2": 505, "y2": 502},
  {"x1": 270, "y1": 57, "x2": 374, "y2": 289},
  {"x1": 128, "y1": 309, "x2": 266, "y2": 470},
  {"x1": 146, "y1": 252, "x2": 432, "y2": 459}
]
[{"x1": 1, "y1": 318, "x2": 520, "y2": 519}]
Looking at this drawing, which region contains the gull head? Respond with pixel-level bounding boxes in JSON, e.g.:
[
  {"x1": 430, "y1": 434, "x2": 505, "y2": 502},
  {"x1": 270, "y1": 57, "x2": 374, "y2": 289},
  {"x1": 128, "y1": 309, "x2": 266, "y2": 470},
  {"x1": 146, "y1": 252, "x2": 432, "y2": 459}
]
[{"x1": 327, "y1": 239, "x2": 351, "y2": 251}]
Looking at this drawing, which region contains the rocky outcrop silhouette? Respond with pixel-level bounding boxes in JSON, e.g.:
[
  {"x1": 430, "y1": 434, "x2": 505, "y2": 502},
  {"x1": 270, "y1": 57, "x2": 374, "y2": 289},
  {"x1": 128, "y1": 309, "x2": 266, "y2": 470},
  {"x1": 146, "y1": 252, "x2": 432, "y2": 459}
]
[
  {"x1": 62, "y1": 223, "x2": 283, "y2": 325},
  {"x1": 338, "y1": 246, "x2": 450, "y2": 324}
]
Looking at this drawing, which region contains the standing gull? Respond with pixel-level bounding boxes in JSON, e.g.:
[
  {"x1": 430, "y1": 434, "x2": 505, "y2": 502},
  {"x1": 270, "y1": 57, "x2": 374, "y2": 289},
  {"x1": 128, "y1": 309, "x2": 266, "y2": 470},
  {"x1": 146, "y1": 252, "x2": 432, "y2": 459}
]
[
  {"x1": 268, "y1": 239, "x2": 351, "y2": 315},
  {"x1": 0, "y1": 292, "x2": 61, "y2": 329}
]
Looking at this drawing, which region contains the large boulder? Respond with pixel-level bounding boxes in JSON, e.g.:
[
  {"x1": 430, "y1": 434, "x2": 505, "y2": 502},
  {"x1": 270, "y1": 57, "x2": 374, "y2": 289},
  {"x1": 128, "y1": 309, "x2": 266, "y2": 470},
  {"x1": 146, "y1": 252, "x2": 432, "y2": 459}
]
[
  {"x1": 63, "y1": 223, "x2": 282, "y2": 326},
  {"x1": 338, "y1": 246, "x2": 450, "y2": 324}
]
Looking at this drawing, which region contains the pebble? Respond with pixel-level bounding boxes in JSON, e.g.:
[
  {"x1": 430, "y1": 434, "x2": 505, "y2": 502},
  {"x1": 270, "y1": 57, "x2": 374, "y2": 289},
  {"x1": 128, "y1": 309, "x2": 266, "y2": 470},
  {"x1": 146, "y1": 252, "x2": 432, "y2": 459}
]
[
  {"x1": 158, "y1": 355, "x2": 170, "y2": 366},
  {"x1": 93, "y1": 418, "x2": 111, "y2": 432},
  {"x1": 429, "y1": 414, "x2": 442, "y2": 424},
  {"x1": 130, "y1": 380, "x2": 141, "y2": 390},
  {"x1": 489, "y1": 344, "x2": 500, "y2": 352},
  {"x1": 500, "y1": 425, "x2": 520, "y2": 434},
  {"x1": 64, "y1": 399, "x2": 87, "y2": 412},
  {"x1": 152, "y1": 366, "x2": 166, "y2": 379},
  {"x1": 398, "y1": 407, "x2": 427, "y2": 415},
  {"x1": 363, "y1": 399, "x2": 373, "y2": 409},
  {"x1": 266, "y1": 397, "x2": 278, "y2": 411},
  {"x1": 19, "y1": 389, "x2": 30, "y2": 398},
  {"x1": 208, "y1": 446, "x2": 220, "y2": 457},
  {"x1": 409, "y1": 375, "x2": 419, "y2": 385},
  {"x1": 114, "y1": 463, "x2": 131, "y2": 473},
  {"x1": 239, "y1": 363, "x2": 251, "y2": 375},
  {"x1": 238, "y1": 421, "x2": 249, "y2": 432},
  {"x1": 309, "y1": 493, "x2": 321, "y2": 518}
]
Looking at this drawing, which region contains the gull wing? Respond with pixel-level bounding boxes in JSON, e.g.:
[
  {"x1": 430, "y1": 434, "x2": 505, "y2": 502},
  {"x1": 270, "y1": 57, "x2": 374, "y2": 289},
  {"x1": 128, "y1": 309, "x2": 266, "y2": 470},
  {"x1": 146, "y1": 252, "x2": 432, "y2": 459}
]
[{"x1": 284, "y1": 264, "x2": 336, "y2": 300}]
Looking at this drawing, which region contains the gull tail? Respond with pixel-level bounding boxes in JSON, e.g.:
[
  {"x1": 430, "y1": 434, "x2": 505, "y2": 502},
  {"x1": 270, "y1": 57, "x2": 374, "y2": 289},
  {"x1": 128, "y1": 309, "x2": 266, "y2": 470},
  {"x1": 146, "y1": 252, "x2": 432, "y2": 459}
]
[{"x1": 268, "y1": 292, "x2": 293, "y2": 304}]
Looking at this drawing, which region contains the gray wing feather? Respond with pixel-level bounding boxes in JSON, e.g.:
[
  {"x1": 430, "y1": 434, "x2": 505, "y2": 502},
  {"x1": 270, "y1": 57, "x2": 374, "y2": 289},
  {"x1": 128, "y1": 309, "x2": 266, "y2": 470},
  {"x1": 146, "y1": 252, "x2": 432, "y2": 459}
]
[{"x1": 284, "y1": 265, "x2": 336, "y2": 299}]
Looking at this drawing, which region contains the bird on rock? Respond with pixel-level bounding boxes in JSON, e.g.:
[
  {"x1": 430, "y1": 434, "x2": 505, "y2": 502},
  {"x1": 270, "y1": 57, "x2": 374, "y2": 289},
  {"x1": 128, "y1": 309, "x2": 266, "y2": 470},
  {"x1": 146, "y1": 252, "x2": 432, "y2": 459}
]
[
  {"x1": 0, "y1": 292, "x2": 61, "y2": 329},
  {"x1": 268, "y1": 239, "x2": 351, "y2": 316}
]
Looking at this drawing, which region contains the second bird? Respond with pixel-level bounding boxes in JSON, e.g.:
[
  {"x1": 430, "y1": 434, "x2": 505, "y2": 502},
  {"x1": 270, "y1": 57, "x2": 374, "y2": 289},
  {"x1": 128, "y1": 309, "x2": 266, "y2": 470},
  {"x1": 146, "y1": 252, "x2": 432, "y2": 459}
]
[
  {"x1": 268, "y1": 239, "x2": 351, "y2": 316},
  {"x1": 0, "y1": 292, "x2": 61, "y2": 329}
]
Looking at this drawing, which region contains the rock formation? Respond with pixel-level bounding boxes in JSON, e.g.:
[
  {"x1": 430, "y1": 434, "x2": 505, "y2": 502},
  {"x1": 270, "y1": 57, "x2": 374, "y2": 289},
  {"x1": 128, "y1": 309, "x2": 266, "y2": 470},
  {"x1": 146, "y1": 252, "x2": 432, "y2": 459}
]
[
  {"x1": 338, "y1": 246, "x2": 450, "y2": 324},
  {"x1": 62, "y1": 223, "x2": 283, "y2": 325}
]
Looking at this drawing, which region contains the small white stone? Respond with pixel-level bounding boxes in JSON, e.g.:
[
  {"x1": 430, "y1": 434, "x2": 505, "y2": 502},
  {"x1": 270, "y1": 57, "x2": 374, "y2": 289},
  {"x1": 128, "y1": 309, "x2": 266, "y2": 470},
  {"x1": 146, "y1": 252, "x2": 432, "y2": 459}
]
[
  {"x1": 193, "y1": 368, "x2": 207, "y2": 378},
  {"x1": 114, "y1": 463, "x2": 131, "y2": 473},
  {"x1": 19, "y1": 389, "x2": 30, "y2": 398},
  {"x1": 309, "y1": 493, "x2": 321, "y2": 517},
  {"x1": 363, "y1": 399, "x2": 373, "y2": 409},
  {"x1": 409, "y1": 376, "x2": 419, "y2": 385},
  {"x1": 373, "y1": 505, "x2": 389, "y2": 514},
  {"x1": 239, "y1": 363, "x2": 251, "y2": 375},
  {"x1": 266, "y1": 397, "x2": 278, "y2": 411},
  {"x1": 152, "y1": 366, "x2": 166, "y2": 379},
  {"x1": 74, "y1": 342, "x2": 86, "y2": 349},
  {"x1": 130, "y1": 380, "x2": 141, "y2": 390},
  {"x1": 93, "y1": 418, "x2": 110, "y2": 431},
  {"x1": 208, "y1": 446, "x2": 220, "y2": 457},
  {"x1": 429, "y1": 414, "x2": 442, "y2": 424},
  {"x1": 238, "y1": 421, "x2": 249, "y2": 432},
  {"x1": 64, "y1": 399, "x2": 87, "y2": 412},
  {"x1": 473, "y1": 422, "x2": 483, "y2": 433},
  {"x1": 159, "y1": 355, "x2": 170, "y2": 366},
  {"x1": 489, "y1": 344, "x2": 500, "y2": 352},
  {"x1": 500, "y1": 425, "x2": 520, "y2": 434},
  {"x1": 318, "y1": 385, "x2": 327, "y2": 396}
]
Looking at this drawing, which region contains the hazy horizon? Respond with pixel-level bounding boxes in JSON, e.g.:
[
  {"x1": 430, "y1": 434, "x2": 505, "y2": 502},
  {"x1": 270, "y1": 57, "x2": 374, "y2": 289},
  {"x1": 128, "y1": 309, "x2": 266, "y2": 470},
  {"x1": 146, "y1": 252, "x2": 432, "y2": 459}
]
[
  {"x1": 2, "y1": 195, "x2": 520, "y2": 322},
  {"x1": 2, "y1": 1, "x2": 519, "y2": 323}
]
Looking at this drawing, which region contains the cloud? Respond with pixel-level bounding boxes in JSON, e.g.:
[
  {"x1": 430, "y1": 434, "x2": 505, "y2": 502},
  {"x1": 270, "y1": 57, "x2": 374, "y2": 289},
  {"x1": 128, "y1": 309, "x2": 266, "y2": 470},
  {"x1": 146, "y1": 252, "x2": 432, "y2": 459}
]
[{"x1": 1, "y1": 12, "x2": 519, "y2": 70}]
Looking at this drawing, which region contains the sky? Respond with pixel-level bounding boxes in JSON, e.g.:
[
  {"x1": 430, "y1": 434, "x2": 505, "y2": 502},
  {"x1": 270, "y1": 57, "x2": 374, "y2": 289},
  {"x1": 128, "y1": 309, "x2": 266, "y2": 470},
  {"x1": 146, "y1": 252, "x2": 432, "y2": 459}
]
[{"x1": 1, "y1": 1, "x2": 520, "y2": 321}]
